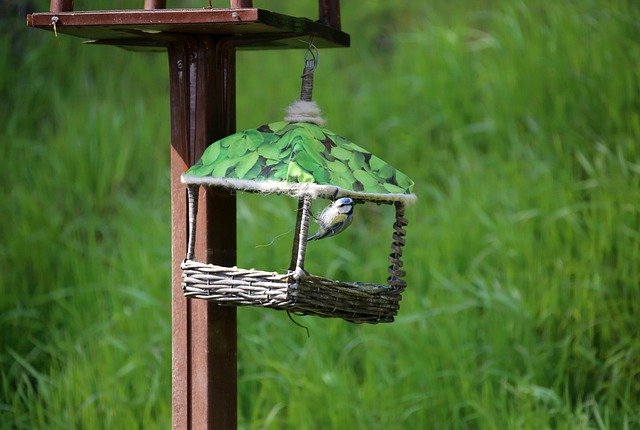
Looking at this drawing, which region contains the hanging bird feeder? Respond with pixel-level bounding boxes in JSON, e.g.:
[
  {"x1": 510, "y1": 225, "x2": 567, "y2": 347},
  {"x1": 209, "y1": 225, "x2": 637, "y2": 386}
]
[{"x1": 181, "y1": 45, "x2": 416, "y2": 323}]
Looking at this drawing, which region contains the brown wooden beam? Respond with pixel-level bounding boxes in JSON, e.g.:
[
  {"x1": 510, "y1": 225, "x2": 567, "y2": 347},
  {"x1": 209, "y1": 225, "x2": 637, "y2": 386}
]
[
  {"x1": 50, "y1": 0, "x2": 73, "y2": 13},
  {"x1": 169, "y1": 36, "x2": 237, "y2": 430},
  {"x1": 27, "y1": 8, "x2": 349, "y2": 49},
  {"x1": 27, "y1": 8, "x2": 350, "y2": 49}
]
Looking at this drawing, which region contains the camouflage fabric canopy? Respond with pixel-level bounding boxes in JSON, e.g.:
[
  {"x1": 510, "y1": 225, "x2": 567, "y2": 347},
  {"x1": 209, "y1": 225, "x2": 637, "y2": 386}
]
[{"x1": 182, "y1": 116, "x2": 416, "y2": 204}]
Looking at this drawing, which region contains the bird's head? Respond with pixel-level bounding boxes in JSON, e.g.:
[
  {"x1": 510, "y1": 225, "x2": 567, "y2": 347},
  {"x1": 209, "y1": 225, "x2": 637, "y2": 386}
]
[{"x1": 334, "y1": 197, "x2": 355, "y2": 214}]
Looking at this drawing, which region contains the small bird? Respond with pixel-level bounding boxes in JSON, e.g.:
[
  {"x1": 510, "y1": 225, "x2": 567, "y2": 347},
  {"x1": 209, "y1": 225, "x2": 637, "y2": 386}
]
[{"x1": 307, "y1": 197, "x2": 355, "y2": 241}]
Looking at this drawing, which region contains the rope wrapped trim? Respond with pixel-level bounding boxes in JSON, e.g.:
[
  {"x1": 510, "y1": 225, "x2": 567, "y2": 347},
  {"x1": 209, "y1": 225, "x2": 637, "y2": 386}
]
[{"x1": 181, "y1": 176, "x2": 417, "y2": 205}]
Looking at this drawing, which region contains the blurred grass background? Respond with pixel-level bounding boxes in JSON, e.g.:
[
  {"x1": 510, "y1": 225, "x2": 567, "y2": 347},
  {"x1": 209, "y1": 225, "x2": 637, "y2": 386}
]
[{"x1": 1, "y1": 0, "x2": 639, "y2": 428}]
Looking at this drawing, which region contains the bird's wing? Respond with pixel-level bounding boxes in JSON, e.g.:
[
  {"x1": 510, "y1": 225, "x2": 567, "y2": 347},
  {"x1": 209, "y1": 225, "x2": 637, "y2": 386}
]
[{"x1": 325, "y1": 214, "x2": 352, "y2": 236}]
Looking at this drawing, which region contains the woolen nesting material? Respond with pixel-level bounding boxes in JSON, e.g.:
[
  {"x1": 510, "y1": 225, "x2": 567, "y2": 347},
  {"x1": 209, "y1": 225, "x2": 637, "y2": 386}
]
[{"x1": 180, "y1": 101, "x2": 416, "y2": 324}]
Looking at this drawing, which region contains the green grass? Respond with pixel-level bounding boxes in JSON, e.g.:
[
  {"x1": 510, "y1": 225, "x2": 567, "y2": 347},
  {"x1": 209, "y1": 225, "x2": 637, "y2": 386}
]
[{"x1": 2, "y1": 0, "x2": 640, "y2": 428}]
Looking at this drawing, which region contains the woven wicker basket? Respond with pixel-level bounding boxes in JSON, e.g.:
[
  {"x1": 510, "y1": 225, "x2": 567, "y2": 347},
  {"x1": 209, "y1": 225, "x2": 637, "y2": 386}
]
[{"x1": 181, "y1": 186, "x2": 408, "y2": 324}]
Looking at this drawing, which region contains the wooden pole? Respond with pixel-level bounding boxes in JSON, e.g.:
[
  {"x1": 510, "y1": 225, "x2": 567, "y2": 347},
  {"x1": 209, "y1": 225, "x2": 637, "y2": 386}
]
[
  {"x1": 169, "y1": 36, "x2": 237, "y2": 430},
  {"x1": 49, "y1": 0, "x2": 73, "y2": 12},
  {"x1": 318, "y1": 0, "x2": 341, "y2": 30},
  {"x1": 230, "y1": 0, "x2": 254, "y2": 7},
  {"x1": 144, "y1": 0, "x2": 166, "y2": 10}
]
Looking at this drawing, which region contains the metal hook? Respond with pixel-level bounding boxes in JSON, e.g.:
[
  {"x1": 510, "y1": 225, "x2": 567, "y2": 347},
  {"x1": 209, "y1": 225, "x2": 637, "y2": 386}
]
[
  {"x1": 298, "y1": 35, "x2": 319, "y2": 101},
  {"x1": 301, "y1": 35, "x2": 319, "y2": 77}
]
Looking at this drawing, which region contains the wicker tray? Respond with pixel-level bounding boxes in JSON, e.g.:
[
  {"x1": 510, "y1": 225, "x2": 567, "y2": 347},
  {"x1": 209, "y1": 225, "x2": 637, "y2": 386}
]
[
  {"x1": 181, "y1": 186, "x2": 408, "y2": 324},
  {"x1": 181, "y1": 259, "x2": 403, "y2": 323}
]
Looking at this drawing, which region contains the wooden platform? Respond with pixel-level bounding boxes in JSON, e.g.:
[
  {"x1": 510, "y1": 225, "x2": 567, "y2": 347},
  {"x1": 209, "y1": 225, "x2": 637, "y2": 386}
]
[{"x1": 27, "y1": 8, "x2": 350, "y2": 49}]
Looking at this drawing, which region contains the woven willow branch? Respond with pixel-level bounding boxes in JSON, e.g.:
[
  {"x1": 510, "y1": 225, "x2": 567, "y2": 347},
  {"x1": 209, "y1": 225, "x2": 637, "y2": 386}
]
[
  {"x1": 182, "y1": 259, "x2": 293, "y2": 307},
  {"x1": 181, "y1": 259, "x2": 401, "y2": 323},
  {"x1": 186, "y1": 185, "x2": 199, "y2": 261},
  {"x1": 289, "y1": 197, "x2": 309, "y2": 272},
  {"x1": 293, "y1": 196, "x2": 311, "y2": 275}
]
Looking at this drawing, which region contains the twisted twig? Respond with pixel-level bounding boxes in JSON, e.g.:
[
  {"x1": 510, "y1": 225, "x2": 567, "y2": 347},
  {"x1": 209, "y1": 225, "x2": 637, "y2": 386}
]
[
  {"x1": 388, "y1": 202, "x2": 407, "y2": 290},
  {"x1": 186, "y1": 185, "x2": 199, "y2": 261},
  {"x1": 294, "y1": 196, "x2": 312, "y2": 274}
]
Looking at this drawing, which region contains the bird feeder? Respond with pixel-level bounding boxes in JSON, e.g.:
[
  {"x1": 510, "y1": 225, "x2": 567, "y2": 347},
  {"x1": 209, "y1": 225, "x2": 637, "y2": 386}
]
[{"x1": 181, "y1": 48, "x2": 416, "y2": 324}]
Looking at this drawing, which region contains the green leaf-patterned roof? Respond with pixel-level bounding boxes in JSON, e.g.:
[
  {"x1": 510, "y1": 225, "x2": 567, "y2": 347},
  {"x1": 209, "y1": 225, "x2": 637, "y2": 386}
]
[{"x1": 182, "y1": 120, "x2": 416, "y2": 204}]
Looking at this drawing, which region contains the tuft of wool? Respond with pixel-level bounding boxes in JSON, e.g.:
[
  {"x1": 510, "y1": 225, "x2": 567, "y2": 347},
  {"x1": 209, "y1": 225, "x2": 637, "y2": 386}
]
[{"x1": 284, "y1": 100, "x2": 326, "y2": 126}]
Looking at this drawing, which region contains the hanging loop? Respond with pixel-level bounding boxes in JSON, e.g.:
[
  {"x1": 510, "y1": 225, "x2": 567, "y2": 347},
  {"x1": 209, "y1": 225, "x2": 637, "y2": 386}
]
[
  {"x1": 301, "y1": 36, "x2": 319, "y2": 76},
  {"x1": 299, "y1": 36, "x2": 318, "y2": 102}
]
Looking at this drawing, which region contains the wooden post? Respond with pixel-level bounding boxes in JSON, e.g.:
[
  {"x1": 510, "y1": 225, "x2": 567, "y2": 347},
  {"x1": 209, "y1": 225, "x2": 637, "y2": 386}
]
[
  {"x1": 318, "y1": 0, "x2": 341, "y2": 30},
  {"x1": 144, "y1": 0, "x2": 166, "y2": 10},
  {"x1": 230, "y1": 0, "x2": 254, "y2": 7},
  {"x1": 169, "y1": 36, "x2": 237, "y2": 430},
  {"x1": 49, "y1": 0, "x2": 73, "y2": 13}
]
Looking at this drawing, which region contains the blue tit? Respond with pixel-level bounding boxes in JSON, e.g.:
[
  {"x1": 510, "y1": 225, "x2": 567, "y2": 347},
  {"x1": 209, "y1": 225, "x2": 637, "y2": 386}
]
[{"x1": 307, "y1": 197, "x2": 355, "y2": 241}]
